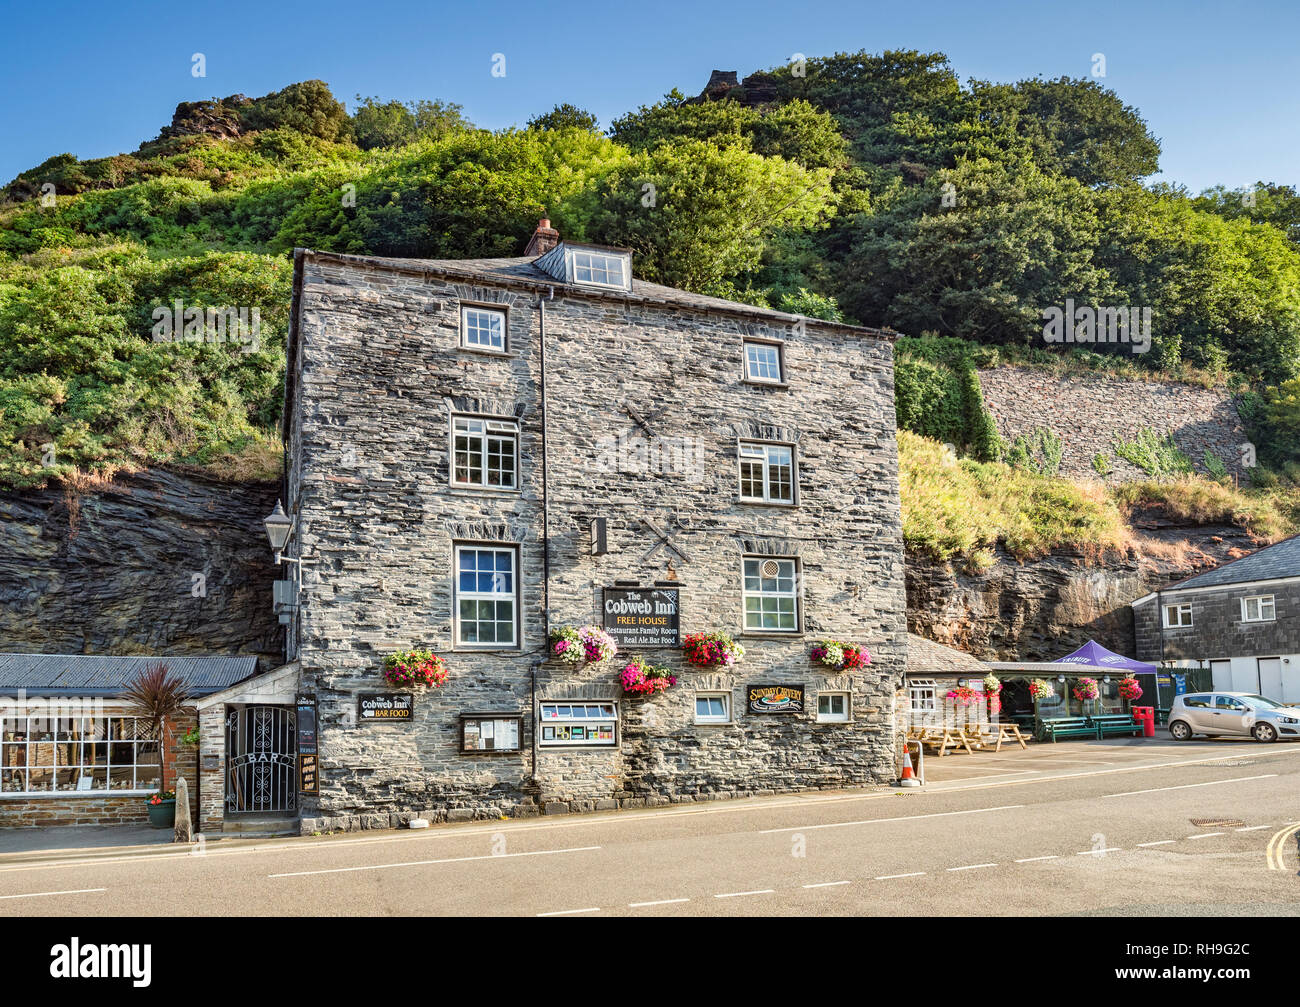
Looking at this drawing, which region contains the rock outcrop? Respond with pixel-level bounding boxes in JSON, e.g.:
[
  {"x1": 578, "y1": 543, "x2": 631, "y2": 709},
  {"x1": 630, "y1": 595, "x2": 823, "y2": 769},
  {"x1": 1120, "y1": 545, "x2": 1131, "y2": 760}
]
[{"x1": 0, "y1": 469, "x2": 282, "y2": 666}]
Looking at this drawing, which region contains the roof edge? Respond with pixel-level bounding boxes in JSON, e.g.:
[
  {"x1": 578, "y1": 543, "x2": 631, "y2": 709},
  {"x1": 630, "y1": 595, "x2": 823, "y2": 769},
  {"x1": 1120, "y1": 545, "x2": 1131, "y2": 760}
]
[{"x1": 294, "y1": 247, "x2": 899, "y2": 342}]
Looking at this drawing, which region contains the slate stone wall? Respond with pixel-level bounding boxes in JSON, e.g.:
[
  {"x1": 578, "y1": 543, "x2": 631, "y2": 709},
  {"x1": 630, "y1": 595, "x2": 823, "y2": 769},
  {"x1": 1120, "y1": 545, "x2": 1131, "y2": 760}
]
[
  {"x1": 286, "y1": 253, "x2": 907, "y2": 822},
  {"x1": 1134, "y1": 583, "x2": 1300, "y2": 663},
  {"x1": 978, "y1": 367, "x2": 1249, "y2": 482}
]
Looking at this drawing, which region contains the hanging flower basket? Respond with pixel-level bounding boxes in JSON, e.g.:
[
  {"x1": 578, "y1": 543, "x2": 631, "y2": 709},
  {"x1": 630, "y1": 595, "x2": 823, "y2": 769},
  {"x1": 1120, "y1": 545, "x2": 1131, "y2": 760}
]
[
  {"x1": 1118, "y1": 676, "x2": 1143, "y2": 701},
  {"x1": 1028, "y1": 678, "x2": 1056, "y2": 701},
  {"x1": 383, "y1": 649, "x2": 449, "y2": 688},
  {"x1": 1071, "y1": 677, "x2": 1100, "y2": 702},
  {"x1": 682, "y1": 631, "x2": 745, "y2": 668},
  {"x1": 621, "y1": 656, "x2": 678, "y2": 696},
  {"x1": 548, "y1": 625, "x2": 618, "y2": 665},
  {"x1": 946, "y1": 686, "x2": 979, "y2": 706},
  {"x1": 809, "y1": 639, "x2": 871, "y2": 671}
]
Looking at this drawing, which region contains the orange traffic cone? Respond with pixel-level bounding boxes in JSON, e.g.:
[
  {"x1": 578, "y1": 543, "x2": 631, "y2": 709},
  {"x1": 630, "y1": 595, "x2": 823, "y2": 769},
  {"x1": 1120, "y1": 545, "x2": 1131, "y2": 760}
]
[{"x1": 899, "y1": 744, "x2": 920, "y2": 787}]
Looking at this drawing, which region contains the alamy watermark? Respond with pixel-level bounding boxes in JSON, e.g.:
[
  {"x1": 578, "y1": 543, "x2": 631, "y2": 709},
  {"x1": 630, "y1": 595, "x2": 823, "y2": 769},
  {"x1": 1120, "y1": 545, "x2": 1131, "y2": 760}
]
[
  {"x1": 151, "y1": 300, "x2": 261, "y2": 353},
  {"x1": 1041, "y1": 299, "x2": 1151, "y2": 354}
]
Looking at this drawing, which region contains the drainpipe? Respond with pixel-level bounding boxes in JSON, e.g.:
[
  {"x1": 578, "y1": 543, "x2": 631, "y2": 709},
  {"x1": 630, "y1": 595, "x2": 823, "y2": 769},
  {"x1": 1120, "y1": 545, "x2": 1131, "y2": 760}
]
[
  {"x1": 1156, "y1": 587, "x2": 1166, "y2": 707},
  {"x1": 538, "y1": 288, "x2": 554, "y2": 637}
]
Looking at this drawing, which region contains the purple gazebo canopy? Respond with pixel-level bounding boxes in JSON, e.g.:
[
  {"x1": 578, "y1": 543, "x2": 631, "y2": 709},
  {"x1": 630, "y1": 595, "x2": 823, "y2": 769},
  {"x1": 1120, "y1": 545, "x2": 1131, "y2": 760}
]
[{"x1": 1051, "y1": 640, "x2": 1157, "y2": 675}]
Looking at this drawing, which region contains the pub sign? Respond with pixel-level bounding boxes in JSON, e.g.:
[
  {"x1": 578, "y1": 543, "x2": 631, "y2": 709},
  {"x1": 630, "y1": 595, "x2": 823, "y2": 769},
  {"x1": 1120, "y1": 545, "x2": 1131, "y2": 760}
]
[
  {"x1": 602, "y1": 587, "x2": 680, "y2": 647},
  {"x1": 358, "y1": 693, "x2": 414, "y2": 722},
  {"x1": 747, "y1": 684, "x2": 805, "y2": 714}
]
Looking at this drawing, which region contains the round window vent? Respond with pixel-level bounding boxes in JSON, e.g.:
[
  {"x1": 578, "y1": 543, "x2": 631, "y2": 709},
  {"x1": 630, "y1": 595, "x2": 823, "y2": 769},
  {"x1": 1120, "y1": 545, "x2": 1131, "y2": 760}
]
[{"x1": 761, "y1": 559, "x2": 781, "y2": 578}]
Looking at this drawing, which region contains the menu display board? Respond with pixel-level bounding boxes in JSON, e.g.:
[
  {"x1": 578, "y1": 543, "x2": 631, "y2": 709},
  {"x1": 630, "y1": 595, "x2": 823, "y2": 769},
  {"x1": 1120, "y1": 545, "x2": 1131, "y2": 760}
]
[{"x1": 462, "y1": 715, "x2": 522, "y2": 752}]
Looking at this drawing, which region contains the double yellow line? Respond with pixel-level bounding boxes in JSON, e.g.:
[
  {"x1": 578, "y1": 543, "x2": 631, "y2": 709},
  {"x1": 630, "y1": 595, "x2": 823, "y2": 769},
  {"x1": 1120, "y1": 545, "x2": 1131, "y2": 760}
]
[{"x1": 1266, "y1": 822, "x2": 1300, "y2": 871}]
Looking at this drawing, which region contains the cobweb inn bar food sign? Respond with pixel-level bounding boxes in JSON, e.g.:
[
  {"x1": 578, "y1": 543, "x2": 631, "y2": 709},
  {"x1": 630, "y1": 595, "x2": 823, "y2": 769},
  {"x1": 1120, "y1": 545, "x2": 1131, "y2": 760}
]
[{"x1": 602, "y1": 587, "x2": 680, "y2": 647}]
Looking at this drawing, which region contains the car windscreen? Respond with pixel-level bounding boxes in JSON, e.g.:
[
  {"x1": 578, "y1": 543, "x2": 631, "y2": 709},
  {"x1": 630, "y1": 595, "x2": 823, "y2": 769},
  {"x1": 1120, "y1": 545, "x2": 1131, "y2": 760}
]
[{"x1": 1241, "y1": 694, "x2": 1284, "y2": 709}]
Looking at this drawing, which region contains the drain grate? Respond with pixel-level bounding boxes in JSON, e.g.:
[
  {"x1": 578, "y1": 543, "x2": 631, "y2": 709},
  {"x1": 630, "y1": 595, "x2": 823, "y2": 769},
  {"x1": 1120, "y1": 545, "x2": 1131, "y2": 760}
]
[{"x1": 1190, "y1": 818, "x2": 1246, "y2": 828}]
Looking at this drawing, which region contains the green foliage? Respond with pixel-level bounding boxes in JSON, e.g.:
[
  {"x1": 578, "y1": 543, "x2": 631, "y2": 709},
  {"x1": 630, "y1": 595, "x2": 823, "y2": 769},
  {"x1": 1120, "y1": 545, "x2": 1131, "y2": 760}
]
[
  {"x1": 241, "y1": 80, "x2": 350, "y2": 141},
  {"x1": 527, "y1": 104, "x2": 599, "y2": 132},
  {"x1": 1092, "y1": 452, "x2": 1113, "y2": 477},
  {"x1": 581, "y1": 139, "x2": 836, "y2": 295},
  {"x1": 776, "y1": 287, "x2": 843, "y2": 321},
  {"x1": 894, "y1": 358, "x2": 963, "y2": 442},
  {"x1": 1203, "y1": 450, "x2": 1229, "y2": 482},
  {"x1": 1003, "y1": 428, "x2": 1063, "y2": 476},
  {"x1": 351, "y1": 96, "x2": 471, "y2": 149},
  {"x1": 1112, "y1": 428, "x2": 1194, "y2": 480}
]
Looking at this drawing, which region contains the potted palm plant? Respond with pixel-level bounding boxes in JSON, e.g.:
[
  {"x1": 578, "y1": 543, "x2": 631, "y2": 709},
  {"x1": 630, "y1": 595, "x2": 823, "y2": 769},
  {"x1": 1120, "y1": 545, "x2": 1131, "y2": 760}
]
[{"x1": 122, "y1": 662, "x2": 191, "y2": 829}]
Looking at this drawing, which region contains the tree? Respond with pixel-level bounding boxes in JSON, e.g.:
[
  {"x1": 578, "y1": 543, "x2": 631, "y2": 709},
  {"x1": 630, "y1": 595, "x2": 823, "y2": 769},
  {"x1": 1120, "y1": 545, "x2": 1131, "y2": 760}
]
[
  {"x1": 351, "y1": 96, "x2": 470, "y2": 149},
  {"x1": 527, "y1": 103, "x2": 599, "y2": 132},
  {"x1": 1193, "y1": 182, "x2": 1300, "y2": 247},
  {"x1": 122, "y1": 662, "x2": 191, "y2": 795},
  {"x1": 241, "y1": 80, "x2": 350, "y2": 142},
  {"x1": 581, "y1": 140, "x2": 837, "y2": 295}
]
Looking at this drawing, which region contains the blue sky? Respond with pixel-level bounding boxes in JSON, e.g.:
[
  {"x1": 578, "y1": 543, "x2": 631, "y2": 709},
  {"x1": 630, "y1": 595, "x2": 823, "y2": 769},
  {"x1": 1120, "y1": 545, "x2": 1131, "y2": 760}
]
[{"x1": 1, "y1": 0, "x2": 1296, "y2": 192}]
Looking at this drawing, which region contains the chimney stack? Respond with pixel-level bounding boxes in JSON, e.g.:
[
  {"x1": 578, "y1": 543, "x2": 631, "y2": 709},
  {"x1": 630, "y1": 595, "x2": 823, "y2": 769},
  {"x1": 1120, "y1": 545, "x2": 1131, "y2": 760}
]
[{"x1": 524, "y1": 217, "x2": 560, "y2": 257}]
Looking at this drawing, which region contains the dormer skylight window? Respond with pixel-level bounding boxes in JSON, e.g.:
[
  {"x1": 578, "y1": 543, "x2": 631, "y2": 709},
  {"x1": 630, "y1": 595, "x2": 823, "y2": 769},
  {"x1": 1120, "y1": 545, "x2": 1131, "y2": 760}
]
[
  {"x1": 532, "y1": 241, "x2": 632, "y2": 292},
  {"x1": 571, "y1": 249, "x2": 627, "y2": 289}
]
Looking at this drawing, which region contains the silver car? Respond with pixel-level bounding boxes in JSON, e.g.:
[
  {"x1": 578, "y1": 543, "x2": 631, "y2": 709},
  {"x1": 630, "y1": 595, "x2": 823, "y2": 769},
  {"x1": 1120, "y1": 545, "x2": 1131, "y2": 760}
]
[{"x1": 1168, "y1": 692, "x2": 1300, "y2": 743}]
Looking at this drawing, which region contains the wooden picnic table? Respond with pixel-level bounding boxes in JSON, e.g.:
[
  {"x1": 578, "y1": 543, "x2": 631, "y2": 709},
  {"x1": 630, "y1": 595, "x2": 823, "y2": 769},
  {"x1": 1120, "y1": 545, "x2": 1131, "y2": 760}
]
[{"x1": 910, "y1": 725, "x2": 973, "y2": 757}]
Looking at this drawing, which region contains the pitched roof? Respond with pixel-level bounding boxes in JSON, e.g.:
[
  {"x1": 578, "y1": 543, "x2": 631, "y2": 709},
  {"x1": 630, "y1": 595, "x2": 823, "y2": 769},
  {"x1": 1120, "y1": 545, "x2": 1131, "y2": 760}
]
[
  {"x1": 1159, "y1": 532, "x2": 1300, "y2": 592},
  {"x1": 296, "y1": 248, "x2": 897, "y2": 341},
  {"x1": 0, "y1": 654, "x2": 258, "y2": 697},
  {"x1": 906, "y1": 634, "x2": 989, "y2": 675}
]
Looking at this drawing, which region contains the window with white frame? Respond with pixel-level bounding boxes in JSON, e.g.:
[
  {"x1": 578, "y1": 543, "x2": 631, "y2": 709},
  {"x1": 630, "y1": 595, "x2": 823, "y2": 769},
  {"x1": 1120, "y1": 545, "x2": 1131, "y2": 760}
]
[
  {"x1": 460, "y1": 305, "x2": 507, "y2": 351},
  {"x1": 739, "y1": 441, "x2": 795, "y2": 503},
  {"x1": 538, "y1": 702, "x2": 618, "y2": 746},
  {"x1": 1241, "y1": 595, "x2": 1276, "y2": 623},
  {"x1": 454, "y1": 545, "x2": 518, "y2": 648},
  {"x1": 570, "y1": 249, "x2": 628, "y2": 289},
  {"x1": 1163, "y1": 603, "x2": 1193, "y2": 628},
  {"x1": 0, "y1": 715, "x2": 160, "y2": 795},
  {"x1": 743, "y1": 340, "x2": 784, "y2": 383},
  {"x1": 694, "y1": 693, "x2": 731, "y2": 724},
  {"x1": 817, "y1": 692, "x2": 850, "y2": 723},
  {"x1": 452, "y1": 416, "x2": 519, "y2": 489},
  {"x1": 908, "y1": 680, "x2": 938, "y2": 716},
  {"x1": 742, "y1": 556, "x2": 799, "y2": 632}
]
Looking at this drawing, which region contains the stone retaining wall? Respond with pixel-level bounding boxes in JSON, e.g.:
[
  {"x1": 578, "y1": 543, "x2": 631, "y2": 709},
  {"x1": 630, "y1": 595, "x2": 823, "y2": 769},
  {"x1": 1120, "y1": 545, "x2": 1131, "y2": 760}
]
[{"x1": 977, "y1": 367, "x2": 1248, "y2": 482}]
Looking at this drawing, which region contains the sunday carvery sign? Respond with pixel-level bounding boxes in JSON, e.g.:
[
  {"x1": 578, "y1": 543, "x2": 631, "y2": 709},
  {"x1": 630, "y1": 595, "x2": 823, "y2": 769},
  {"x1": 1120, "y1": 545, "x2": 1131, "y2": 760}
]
[{"x1": 747, "y1": 684, "x2": 805, "y2": 714}]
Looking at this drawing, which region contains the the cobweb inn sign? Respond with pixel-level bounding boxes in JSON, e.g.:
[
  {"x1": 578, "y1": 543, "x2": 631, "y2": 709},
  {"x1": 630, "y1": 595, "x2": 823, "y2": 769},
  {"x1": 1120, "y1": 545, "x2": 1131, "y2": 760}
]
[{"x1": 602, "y1": 587, "x2": 680, "y2": 648}]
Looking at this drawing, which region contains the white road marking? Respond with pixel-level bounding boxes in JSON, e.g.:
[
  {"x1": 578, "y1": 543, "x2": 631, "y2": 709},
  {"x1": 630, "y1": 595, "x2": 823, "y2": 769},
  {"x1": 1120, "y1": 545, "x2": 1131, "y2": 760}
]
[
  {"x1": 947, "y1": 863, "x2": 998, "y2": 871},
  {"x1": 1137, "y1": 840, "x2": 1176, "y2": 847},
  {"x1": 537, "y1": 907, "x2": 600, "y2": 916},
  {"x1": 1102, "y1": 774, "x2": 1277, "y2": 798},
  {"x1": 268, "y1": 844, "x2": 601, "y2": 878},
  {"x1": 758, "y1": 804, "x2": 1023, "y2": 835},
  {"x1": 1236, "y1": 825, "x2": 1272, "y2": 832},
  {"x1": 715, "y1": 889, "x2": 775, "y2": 899},
  {"x1": 628, "y1": 898, "x2": 689, "y2": 907},
  {"x1": 1014, "y1": 855, "x2": 1059, "y2": 863},
  {"x1": 1077, "y1": 848, "x2": 1123, "y2": 855},
  {"x1": 875, "y1": 872, "x2": 926, "y2": 880},
  {"x1": 0, "y1": 887, "x2": 106, "y2": 901},
  {"x1": 1186, "y1": 832, "x2": 1224, "y2": 840},
  {"x1": 802, "y1": 880, "x2": 850, "y2": 888}
]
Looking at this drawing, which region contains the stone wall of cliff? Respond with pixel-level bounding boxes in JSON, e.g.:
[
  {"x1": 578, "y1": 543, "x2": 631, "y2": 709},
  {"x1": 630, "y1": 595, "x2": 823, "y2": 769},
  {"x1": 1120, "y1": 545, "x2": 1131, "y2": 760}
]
[{"x1": 0, "y1": 469, "x2": 283, "y2": 667}]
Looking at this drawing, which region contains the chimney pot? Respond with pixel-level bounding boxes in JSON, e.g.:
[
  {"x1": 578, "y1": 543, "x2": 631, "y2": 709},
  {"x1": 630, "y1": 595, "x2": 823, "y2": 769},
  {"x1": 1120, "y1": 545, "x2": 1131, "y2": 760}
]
[{"x1": 524, "y1": 216, "x2": 560, "y2": 257}]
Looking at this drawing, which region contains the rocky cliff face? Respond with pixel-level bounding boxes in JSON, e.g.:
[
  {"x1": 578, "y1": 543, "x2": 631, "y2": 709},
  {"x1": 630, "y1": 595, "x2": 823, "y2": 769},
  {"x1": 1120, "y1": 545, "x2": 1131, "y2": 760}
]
[
  {"x1": 0, "y1": 469, "x2": 283, "y2": 667},
  {"x1": 906, "y1": 517, "x2": 1263, "y2": 660}
]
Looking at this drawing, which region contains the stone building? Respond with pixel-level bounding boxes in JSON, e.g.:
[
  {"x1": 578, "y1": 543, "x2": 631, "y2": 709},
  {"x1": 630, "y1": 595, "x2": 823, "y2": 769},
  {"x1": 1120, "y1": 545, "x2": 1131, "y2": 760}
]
[
  {"x1": 1132, "y1": 533, "x2": 1300, "y2": 702},
  {"x1": 198, "y1": 223, "x2": 907, "y2": 832}
]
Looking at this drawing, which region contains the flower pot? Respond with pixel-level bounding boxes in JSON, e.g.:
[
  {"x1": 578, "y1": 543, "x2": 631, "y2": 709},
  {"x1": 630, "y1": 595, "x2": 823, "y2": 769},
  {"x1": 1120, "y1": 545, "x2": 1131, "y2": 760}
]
[{"x1": 146, "y1": 798, "x2": 176, "y2": 829}]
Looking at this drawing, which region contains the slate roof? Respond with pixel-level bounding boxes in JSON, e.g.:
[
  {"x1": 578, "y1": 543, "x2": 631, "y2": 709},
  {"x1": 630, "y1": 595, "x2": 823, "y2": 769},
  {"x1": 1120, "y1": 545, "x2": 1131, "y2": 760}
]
[
  {"x1": 906, "y1": 634, "x2": 989, "y2": 675},
  {"x1": 297, "y1": 249, "x2": 897, "y2": 341},
  {"x1": 1160, "y1": 533, "x2": 1300, "y2": 592},
  {"x1": 0, "y1": 654, "x2": 258, "y2": 697}
]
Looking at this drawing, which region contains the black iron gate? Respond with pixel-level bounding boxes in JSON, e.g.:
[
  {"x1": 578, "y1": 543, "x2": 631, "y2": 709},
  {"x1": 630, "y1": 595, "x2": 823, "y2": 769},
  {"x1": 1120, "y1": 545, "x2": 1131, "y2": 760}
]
[{"x1": 226, "y1": 705, "x2": 297, "y2": 814}]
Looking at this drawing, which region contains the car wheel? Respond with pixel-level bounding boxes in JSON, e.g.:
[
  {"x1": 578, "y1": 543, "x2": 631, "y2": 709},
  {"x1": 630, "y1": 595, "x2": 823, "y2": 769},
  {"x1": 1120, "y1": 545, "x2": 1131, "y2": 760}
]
[
  {"x1": 1252, "y1": 722, "x2": 1279, "y2": 743},
  {"x1": 1169, "y1": 720, "x2": 1193, "y2": 741}
]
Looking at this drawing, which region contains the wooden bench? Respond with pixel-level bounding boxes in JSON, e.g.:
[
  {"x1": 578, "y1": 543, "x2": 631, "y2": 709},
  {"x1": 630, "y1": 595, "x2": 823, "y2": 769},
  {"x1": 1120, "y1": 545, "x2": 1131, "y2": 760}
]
[
  {"x1": 1039, "y1": 716, "x2": 1097, "y2": 742},
  {"x1": 915, "y1": 726, "x2": 972, "y2": 757},
  {"x1": 1091, "y1": 713, "x2": 1143, "y2": 738}
]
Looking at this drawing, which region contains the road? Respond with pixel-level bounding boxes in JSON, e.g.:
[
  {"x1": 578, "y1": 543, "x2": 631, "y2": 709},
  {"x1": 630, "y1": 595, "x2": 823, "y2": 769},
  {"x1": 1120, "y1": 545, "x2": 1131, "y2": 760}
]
[{"x1": 2, "y1": 737, "x2": 1299, "y2": 916}]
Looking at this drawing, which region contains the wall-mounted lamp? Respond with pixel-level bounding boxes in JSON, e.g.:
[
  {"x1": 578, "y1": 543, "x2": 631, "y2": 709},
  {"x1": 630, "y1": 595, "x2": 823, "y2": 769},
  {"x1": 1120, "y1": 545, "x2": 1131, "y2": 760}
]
[
  {"x1": 263, "y1": 500, "x2": 298, "y2": 564},
  {"x1": 1057, "y1": 675, "x2": 1067, "y2": 683},
  {"x1": 590, "y1": 517, "x2": 608, "y2": 556}
]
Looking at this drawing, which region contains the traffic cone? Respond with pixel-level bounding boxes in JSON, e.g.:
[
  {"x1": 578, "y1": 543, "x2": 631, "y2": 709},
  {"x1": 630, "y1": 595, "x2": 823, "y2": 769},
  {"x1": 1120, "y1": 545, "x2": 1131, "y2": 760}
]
[{"x1": 898, "y1": 743, "x2": 921, "y2": 787}]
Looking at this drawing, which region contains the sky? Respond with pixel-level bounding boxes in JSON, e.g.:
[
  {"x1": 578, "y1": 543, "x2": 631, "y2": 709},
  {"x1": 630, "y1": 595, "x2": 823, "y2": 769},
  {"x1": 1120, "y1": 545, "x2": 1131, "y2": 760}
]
[{"x1": 1, "y1": 0, "x2": 1296, "y2": 193}]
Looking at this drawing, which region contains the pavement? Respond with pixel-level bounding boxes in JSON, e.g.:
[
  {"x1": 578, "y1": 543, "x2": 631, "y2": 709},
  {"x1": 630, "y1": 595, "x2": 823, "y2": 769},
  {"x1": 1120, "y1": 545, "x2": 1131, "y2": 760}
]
[{"x1": 0, "y1": 735, "x2": 1297, "y2": 916}]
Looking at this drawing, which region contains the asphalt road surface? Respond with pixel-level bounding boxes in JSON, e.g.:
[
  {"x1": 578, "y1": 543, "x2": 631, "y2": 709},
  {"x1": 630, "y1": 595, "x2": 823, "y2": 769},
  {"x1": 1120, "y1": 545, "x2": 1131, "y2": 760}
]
[{"x1": 2, "y1": 737, "x2": 1298, "y2": 916}]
